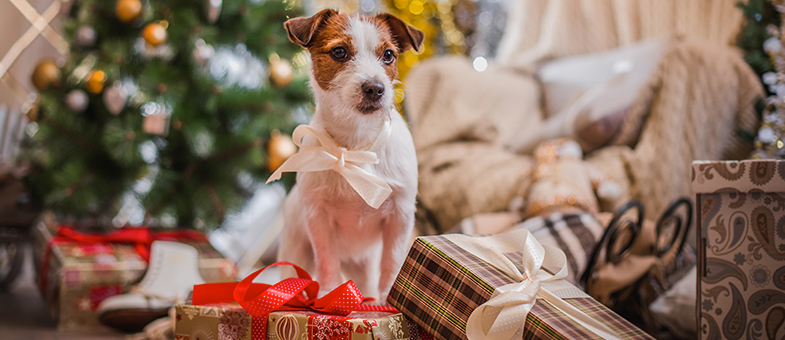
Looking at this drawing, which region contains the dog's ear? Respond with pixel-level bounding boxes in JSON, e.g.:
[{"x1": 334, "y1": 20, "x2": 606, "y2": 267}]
[
  {"x1": 284, "y1": 9, "x2": 337, "y2": 47},
  {"x1": 376, "y1": 13, "x2": 424, "y2": 53}
]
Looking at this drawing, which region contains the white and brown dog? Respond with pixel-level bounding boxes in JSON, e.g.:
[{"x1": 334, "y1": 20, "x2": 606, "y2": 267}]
[{"x1": 276, "y1": 9, "x2": 423, "y2": 302}]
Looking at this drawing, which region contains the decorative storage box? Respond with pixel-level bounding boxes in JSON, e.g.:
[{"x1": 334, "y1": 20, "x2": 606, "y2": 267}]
[
  {"x1": 692, "y1": 160, "x2": 785, "y2": 340},
  {"x1": 387, "y1": 231, "x2": 654, "y2": 340},
  {"x1": 33, "y1": 222, "x2": 238, "y2": 330},
  {"x1": 175, "y1": 303, "x2": 430, "y2": 340}
]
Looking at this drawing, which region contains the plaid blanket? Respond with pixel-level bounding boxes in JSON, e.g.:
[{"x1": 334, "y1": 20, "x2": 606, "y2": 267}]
[{"x1": 511, "y1": 212, "x2": 605, "y2": 284}]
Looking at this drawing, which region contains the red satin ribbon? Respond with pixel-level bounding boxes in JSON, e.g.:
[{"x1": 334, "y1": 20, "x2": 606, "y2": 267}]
[
  {"x1": 38, "y1": 225, "x2": 209, "y2": 295},
  {"x1": 192, "y1": 262, "x2": 398, "y2": 340}
]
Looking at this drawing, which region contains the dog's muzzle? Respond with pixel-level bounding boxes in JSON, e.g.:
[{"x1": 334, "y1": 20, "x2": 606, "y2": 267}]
[{"x1": 358, "y1": 80, "x2": 385, "y2": 114}]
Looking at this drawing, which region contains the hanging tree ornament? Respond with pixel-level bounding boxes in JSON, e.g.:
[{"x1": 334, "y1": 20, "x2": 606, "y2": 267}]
[
  {"x1": 142, "y1": 21, "x2": 168, "y2": 46},
  {"x1": 25, "y1": 102, "x2": 39, "y2": 122},
  {"x1": 269, "y1": 54, "x2": 293, "y2": 88},
  {"x1": 192, "y1": 39, "x2": 215, "y2": 66},
  {"x1": 103, "y1": 81, "x2": 128, "y2": 115},
  {"x1": 141, "y1": 101, "x2": 172, "y2": 136},
  {"x1": 85, "y1": 70, "x2": 106, "y2": 94},
  {"x1": 31, "y1": 60, "x2": 61, "y2": 91},
  {"x1": 266, "y1": 130, "x2": 297, "y2": 172},
  {"x1": 116, "y1": 0, "x2": 143, "y2": 23},
  {"x1": 75, "y1": 26, "x2": 97, "y2": 48},
  {"x1": 205, "y1": 0, "x2": 222, "y2": 24},
  {"x1": 65, "y1": 89, "x2": 89, "y2": 112}
]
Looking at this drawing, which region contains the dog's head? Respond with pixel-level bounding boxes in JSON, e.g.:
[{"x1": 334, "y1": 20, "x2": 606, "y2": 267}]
[{"x1": 285, "y1": 10, "x2": 423, "y2": 117}]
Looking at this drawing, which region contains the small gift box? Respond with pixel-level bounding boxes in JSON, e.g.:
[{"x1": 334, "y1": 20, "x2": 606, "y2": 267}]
[
  {"x1": 32, "y1": 222, "x2": 237, "y2": 330},
  {"x1": 387, "y1": 229, "x2": 654, "y2": 340},
  {"x1": 692, "y1": 160, "x2": 785, "y2": 340},
  {"x1": 175, "y1": 262, "x2": 430, "y2": 340}
]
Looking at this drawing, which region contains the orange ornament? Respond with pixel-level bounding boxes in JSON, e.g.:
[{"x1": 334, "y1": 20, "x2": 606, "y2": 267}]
[
  {"x1": 115, "y1": 0, "x2": 143, "y2": 23},
  {"x1": 266, "y1": 130, "x2": 297, "y2": 172},
  {"x1": 85, "y1": 70, "x2": 106, "y2": 94},
  {"x1": 142, "y1": 22, "x2": 168, "y2": 46}
]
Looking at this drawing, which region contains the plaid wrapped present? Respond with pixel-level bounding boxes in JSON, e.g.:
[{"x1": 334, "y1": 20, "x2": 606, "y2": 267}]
[
  {"x1": 387, "y1": 229, "x2": 654, "y2": 340},
  {"x1": 32, "y1": 222, "x2": 237, "y2": 330}
]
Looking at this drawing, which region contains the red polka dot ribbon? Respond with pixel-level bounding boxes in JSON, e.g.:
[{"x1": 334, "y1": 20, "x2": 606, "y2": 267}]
[{"x1": 192, "y1": 262, "x2": 398, "y2": 340}]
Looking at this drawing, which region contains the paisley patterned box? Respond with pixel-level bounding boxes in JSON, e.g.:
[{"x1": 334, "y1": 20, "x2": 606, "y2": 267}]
[
  {"x1": 174, "y1": 303, "x2": 430, "y2": 340},
  {"x1": 692, "y1": 160, "x2": 785, "y2": 340}
]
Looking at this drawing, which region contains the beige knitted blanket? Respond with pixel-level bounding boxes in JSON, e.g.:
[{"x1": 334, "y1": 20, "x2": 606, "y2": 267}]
[
  {"x1": 406, "y1": 39, "x2": 762, "y2": 230},
  {"x1": 404, "y1": 0, "x2": 761, "y2": 230}
]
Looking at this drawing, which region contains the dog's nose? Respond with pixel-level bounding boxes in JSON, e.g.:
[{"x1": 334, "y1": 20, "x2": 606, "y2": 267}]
[{"x1": 361, "y1": 80, "x2": 384, "y2": 101}]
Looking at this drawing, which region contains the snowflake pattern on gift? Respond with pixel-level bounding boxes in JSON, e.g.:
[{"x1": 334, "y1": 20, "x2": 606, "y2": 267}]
[
  {"x1": 218, "y1": 309, "x2": 249, "y2": 340},
  {"x1": 182, "y1": 306, "x2": 200, "y2": 320},
  {"x1": 388, "y1": 315, "x2": 405, "y2": 339},
  {"x1": 750, "y1": 264, "x2": 771, "y2": 288},
  {"x1": 308, "y1": 315, "x2": 351, "y2": 340}
]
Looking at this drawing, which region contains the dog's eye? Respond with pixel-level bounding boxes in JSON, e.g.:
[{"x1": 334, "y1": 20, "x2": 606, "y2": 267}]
[
  {"x1": 330, "y1": 47, "x2": 348, "y2": 61},
  {"x1": 382, "y1": 49, "x2": 395, "y2": 64}
]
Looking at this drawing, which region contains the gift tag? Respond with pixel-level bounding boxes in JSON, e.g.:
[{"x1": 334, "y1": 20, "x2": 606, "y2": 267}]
[
  {"x1": 141, "y1": 101, "x2": 172, "y2": 136},
  {"x1": 143, "y1": 114, "x2": 170, "y2": 136}
]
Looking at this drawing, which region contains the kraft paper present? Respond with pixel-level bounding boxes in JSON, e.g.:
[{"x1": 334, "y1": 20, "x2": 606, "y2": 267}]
[
  {"x1": 174, "y1": 303, "x2": 430, "y2": 340},
  {"x1": 32, "y1": 222, "x2": 237, "y2": 330}
]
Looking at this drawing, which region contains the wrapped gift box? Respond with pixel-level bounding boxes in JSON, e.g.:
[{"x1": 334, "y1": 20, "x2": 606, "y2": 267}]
[
  {"x1": 692, "y1": 160, "x2": 785, "y2": 340},
  {"x1": 32, "y1": 221, "x2": 238, "y2": 330},
  {"x1": 175, "y1": 303, "x2": 430, "y2": 340},
  {"x1": 387, "y1": 232, "x2": 654, "y2": 340}
]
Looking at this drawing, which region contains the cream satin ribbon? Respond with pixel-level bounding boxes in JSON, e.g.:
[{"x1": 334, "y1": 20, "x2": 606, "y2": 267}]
[
  {"x1": 443, "y1": 229, "x2": 623, "y2": 340},
  {"x1": 266, "y1": 121, "x2": 393, "y2": 209}
]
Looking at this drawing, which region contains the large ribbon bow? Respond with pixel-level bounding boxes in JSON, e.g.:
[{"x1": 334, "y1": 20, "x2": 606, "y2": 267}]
[
  {"x1": 265, "y1": 124, "x2": 393, "y2": 209},
  {"x1": 192, "y1": 262, "x2": 397, "y2": 340},
  {"x1": 443, "y1": 229, "x2": 623, "y2": 340}
]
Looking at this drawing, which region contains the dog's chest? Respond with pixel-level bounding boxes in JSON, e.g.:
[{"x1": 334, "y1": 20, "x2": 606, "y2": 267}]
[{"x1": 299, "y1": 164, "x2": 395, "y2": 229}]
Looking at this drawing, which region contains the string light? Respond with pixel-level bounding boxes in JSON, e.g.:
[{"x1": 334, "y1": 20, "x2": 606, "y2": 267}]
[
  {"x1": 472, "y1": 56, "x2": 487, "y2": 72},
  {"x1": 385, "y1": 0, "x2": 468, "y2": 80}
]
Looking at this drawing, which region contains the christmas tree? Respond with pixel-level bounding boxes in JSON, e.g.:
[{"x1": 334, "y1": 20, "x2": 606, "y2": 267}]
[
  {"x1": 24, "y1": 0, "x2": 311, "y2": 228},
  {"x1": 736, "y1": 0, "x2": 781, "y2": 97}
]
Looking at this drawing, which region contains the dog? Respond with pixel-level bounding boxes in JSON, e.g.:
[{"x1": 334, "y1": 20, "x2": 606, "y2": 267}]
[{"x1": 276, "y1": 9, "x2": 424, "y2": 302}]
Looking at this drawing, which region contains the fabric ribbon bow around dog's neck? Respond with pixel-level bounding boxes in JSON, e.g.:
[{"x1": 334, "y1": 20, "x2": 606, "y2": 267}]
[{"x1": 266, "y1": 119, "x2": 393, "y2": 209}]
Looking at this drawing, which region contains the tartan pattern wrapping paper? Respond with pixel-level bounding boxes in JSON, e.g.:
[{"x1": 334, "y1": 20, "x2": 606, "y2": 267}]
[{"x1": 388, "y1": 235, "x2": 654, "y2": 340}]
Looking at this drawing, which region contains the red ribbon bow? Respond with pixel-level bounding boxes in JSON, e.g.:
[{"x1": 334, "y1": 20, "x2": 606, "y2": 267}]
[
  {"x1": 39, "y1": 225, "x2": 209, "y2": 295},
  {"x1": 192, "y1": 262, "x2": 398, "y2": 340}
]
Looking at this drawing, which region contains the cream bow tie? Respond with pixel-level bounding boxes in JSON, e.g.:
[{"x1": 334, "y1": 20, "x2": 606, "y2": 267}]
[
  {"x1": 266, "y1": 122, "x2": 393, "y2": 209},
  {"x1": 444, "y1": 229, "x2": 622, "y2": 340}
]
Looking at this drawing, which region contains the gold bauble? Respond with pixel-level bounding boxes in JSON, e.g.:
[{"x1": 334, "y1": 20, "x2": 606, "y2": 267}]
[
  {"x1": 85, "y1": 70, "x2": 106, "y2": 94},
  {"x1": 31, "y1": 60, "x2": 61, "y2": 91},
  {"x1": 266, "y1": 130, "x2": 297, "y2": 172},
  {"x1": 26, "y1": 103, "x2": 39, "y2": 122},
  {"x1": 142, "y1": 22, "x2": 168, "y2": 46},
  {"x1": 116, "y1": 0, "x2": 143, "y2": 23},
  {"x1": 269, "y1": 58, "x2": 294, "y2": 88}
]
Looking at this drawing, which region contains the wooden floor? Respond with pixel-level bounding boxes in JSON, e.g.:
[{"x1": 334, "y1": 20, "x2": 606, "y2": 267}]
[{"x1": 0, "y1": 245, "x2": 125, "y2": 340}]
